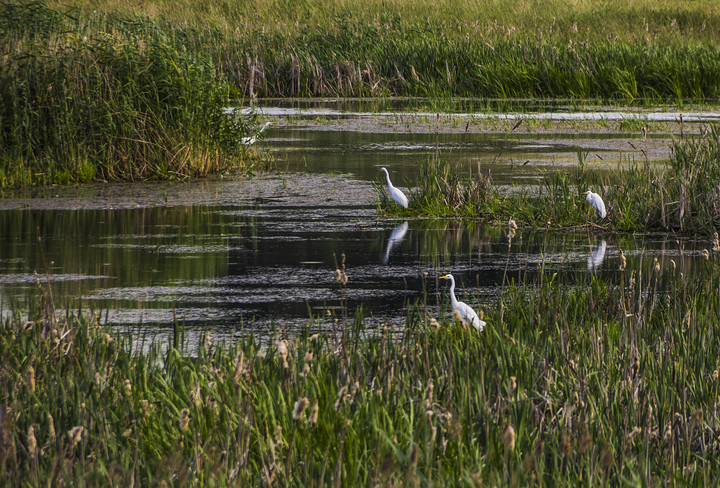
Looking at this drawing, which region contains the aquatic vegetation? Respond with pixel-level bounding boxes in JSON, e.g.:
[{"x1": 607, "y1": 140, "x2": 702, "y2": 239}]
[
  {"x1": 0, "y1": 2, "x2": 255, "y2": 188},
  {"x1": 381, "y1": 124, "x2": 720, "y2": 233},
  {"x1": 2, "y1": 248, "x2": 720, "y2": 485}
]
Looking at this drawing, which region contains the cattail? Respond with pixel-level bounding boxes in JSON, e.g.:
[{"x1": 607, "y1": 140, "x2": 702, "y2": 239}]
[
  {"x1": 713, "y1": 232, "x2": 719, "y2": 252},
  {"x1": 104, "y1": 333, "x2": 113, "y2": 343},
  {"x1": 204, "y1": 331, "x2": 211, "y2": 349},
  {"x1": 293, "y1": 397, "x2": 310, "y2": 420},
  {"x1": 670, "y1": 259, "x2": 676, "y2": 271},
  {"x1": 508, "y1": 376, "x2": 517, "y2": 391},
  {"x1": 425, "y1": 379, "x2": 434, "y2": 409},
  {"x1": 409, "y1": 444, "x2": 419, "y2": 467},
  {"x1": 123, "y1": 428, "x2": 132, "y2": 438},
  {"x1": 27, "y1": 366, "x2": 35, "y2": 394},
  {"x1": 124, "y1": 379, "x2": 132, "y2": 397},
  {"x1": 559, "y1": 431, "x2": 571, "y2": 455},
  {"x1": 578, "y1": 423, "x2": 592, "y2": 453},
  {"x1": 627, "y1": 426, "x2": 642, "y2": 441},
  {"x1": 619, "y1": 250, "x2": 627, "y2": 271},
  {"x1": 508, "y1": 219, "x2": 518, "y2": 230},
  {"x1": 501, "y1": 424, "x2": 516, "y2": 451},
  {"x1": 46, "y1": 414, "x2": 56, "y2": 443},
  {"x1": 653, "y1": 257, "x2": 660, "y2": 273},
  {"x1": 179, "y1": 409, "x2": 190, "y2": 432},
  {"x1": 304, "y1": 351, "x2": 313, "y2": 364},
  {"x1": 309, "y1": 401, "x2": 319, "y2": 426},
  {"x1": 67, "y1": 426, "x2": 84, "y2": 449},
  {"x1": 27, "y1": 425, "x2": 37, "y2": 458},
  {"x1": 140, "y1": 400, "x2": 150, "y2": 419},
  {"x1": 429, "y1": 318, "x2": 440, "y2": 329},
  {"x1": 274, "y1": 425, "x2": 283, "y2": 448},
  {"x1": 703, "y1": 249, "x2": 710, "y2": 260},
  {"x1": 452, "y1": 310, "x2": 463, "y2": 324},
  {"x1": 278, "y1": 340, "x2": 289, "y2": 369},
  {"x1": 600, "y1": 443, "x2": 614, "y2": 469},
  {"x1": 335, "y1": 385, "x2": 348, "y2": 411}
]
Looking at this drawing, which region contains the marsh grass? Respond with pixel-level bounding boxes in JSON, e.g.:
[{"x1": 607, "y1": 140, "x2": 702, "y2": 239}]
[
  {"x1": 34, "y1": 0, "x2": 720, "y2": 102},
  {"x1": 382, "y1": 125, "x2": 720, "y2": 233},
  {"x1": 2, "y1": 244, "x2": 720, "y2": 485},
  {"x1": 0, "y1": 2, "x2": 255, "y2": 188}
]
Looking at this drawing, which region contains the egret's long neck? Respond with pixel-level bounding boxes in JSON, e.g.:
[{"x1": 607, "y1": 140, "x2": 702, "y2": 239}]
[
  {"x1": 383, "y1": 171, "x2": 393, "y2": 189},
  {"x1": 448, "y1": 278, "x2": 458, "y2": 307}
]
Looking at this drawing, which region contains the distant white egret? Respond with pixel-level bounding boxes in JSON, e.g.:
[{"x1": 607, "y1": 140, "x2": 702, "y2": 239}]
[
  {"x1": 241, "y1": 121, "x2": 274, "y2": 146},
  {"x1": 380, "y1": 167, "x2": 409, "y2": 208},
  {"x1": 382, "y1": 221, "x2": 409, "y2": 264},
  {"x1": 585, "y1": 190, "x2": 607, "y2": 219},
  {"x1": 439, "y1": 273, "x2": 486, "y2": 331}
]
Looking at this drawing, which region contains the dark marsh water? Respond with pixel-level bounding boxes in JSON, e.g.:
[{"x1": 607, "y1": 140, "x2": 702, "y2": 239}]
[{"x1": 1, "y1": 105, "x2": 716, "y2": 344}]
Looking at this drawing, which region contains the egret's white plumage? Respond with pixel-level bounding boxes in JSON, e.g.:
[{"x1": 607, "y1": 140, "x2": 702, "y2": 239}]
[
  {"x1": 439, "y1": 274, "x2": 486, "y2": 331},
  {"x1": 380, "y1": 167, "x2": 409, "y2": 208},
  {"x1": 585, "y1": 190, "x2": 607, "y2": 219},
  {"x1": 241, "y1": 121, "x2": 274, "y2": 145}
]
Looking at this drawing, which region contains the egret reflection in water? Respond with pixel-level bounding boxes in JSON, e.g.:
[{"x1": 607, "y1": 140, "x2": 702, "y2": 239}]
[
  {"x1": 587, "y1": 240, "x2": 607, "y2": 271},
  {"x1": 382, "y1": 221, "x2": 409, "y2": 264}
]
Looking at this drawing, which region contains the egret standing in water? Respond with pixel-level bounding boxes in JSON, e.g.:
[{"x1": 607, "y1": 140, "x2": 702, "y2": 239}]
[
  {"x1": 380, "y1": 167, "x2": 409, "y2": 208},
  {"x1": 585, "y1": 190, "x2": 607, "y2": 219},
  {"x1": 439, "y1": 274, "x2": 486, "y2": 331},
  {"x1": 241, "y1": 121, "x2": 274, "y2": 146}
]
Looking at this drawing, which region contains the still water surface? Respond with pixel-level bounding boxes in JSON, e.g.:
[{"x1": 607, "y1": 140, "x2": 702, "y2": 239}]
[{"x1": 0, "y1": 107, "x2": 714, "y2": 342}]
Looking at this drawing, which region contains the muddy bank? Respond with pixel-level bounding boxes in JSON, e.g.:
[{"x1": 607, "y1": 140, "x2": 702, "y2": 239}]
[{"x1": 0, "y1": 173, "x2": 376, "y2": 211}]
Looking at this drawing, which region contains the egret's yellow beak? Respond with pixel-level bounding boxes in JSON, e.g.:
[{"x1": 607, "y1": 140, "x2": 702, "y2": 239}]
[{"x1": 439, "y1": 275, "x2": 449, "y2": 279}]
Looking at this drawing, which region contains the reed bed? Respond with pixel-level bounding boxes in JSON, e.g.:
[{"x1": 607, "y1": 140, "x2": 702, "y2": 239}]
[
  {"x1": 2, "y1": 246, "x2": 720, "y2": 485},
  {"x1": 382, "y1": 124, "x2": 720, "y2": 234},
  {"x1": 0, "y1": 1, "x2": 254, "y2": 188}
]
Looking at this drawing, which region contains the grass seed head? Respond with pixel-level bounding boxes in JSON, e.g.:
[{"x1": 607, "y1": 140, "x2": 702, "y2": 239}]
[
  {"x1": 179, "y1": 409, "x2": 190, "y2": 432},
  {"x1": 47, "y1": 414, "x2": 55, "y2": 442},
  {"x1": 293, "y1": 397, "x2": 310, "y2": 420},
  {"x1": 600, "y1": 443, "x2": 615, "y2": 469},
  {"x1": 27, "y1": 365, "x2": 35, "y2": 394},
  {"x1": 27, "y1": 425, "x2": 37, "y2": 458},
  {"x1": 309, "y1": 401, "x2": 319, "y2": 426},
  {"x1": 67, "y1": 426, "x2": 84, "y2": 449},
  {"x1": 501, "y1": 424, "x2": 516, "y2": 451}
]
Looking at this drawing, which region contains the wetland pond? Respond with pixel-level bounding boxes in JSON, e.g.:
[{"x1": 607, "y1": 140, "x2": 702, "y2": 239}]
[{"x1": 1, "y1": 101, "x2": 717, "y2": 345}]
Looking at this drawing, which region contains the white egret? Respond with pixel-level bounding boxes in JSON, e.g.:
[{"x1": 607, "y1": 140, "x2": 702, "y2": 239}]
[
  {"x1": 439, "y1": 274, "x2": 486, "y2": 331},
  {"x1": 585, "y1": 190, "x2": 607, "y2": 219},
  {"x1": 382, "y1": 221, "x2": 409, "y2": 264},
  {"x1": 380, "y1": 167, "x2": 409, "y2": 208},
  {"x1": 241, "y1": 121, "x2": 274, "y2": 146}
]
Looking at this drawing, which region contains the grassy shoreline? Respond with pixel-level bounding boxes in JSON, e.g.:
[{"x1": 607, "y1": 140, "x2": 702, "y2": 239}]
[
  {"x1": 379, "y1": 123, "x2": 720, "y2": 234},
  {"x1": 2, "y1": 252, "x2": 719, "y2": 485},
  {"x1": 3, "y1": 1, "x2": 720, "y2": 187}
]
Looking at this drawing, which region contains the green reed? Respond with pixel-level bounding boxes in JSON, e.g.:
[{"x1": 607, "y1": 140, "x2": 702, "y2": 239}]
[
  {"x1": 30, "y1": 0, "x2": 720, "y2": 102},
  {"x1": 381, "y1": 125, "x2": 720, "y2": 234},
  {"x1": 2, "y1": 244, "x2": 719, "y2": 485},
  {"x1": 0, "y1": 1, "x2": 256, "y2": 188}
]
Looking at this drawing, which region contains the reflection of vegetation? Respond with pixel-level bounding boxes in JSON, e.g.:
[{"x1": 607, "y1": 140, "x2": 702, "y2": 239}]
[
  {"x1": 0, "y1": 206, "x2": 236, "y2": 309},
  {"x1": 382, "y1": 126, "x2": 720, "y2": 233},
  {"x1": 4, "y1": 248, "x2": 720, "y2": 485}
]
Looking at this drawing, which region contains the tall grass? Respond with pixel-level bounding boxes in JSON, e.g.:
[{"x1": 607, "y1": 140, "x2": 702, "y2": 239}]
[
  {"x1": 0, "y1": 2, "x2": 253, "y2": 188},
  {"x1": 2, "y1": 246, "x2": 719, "y2": 485},
  {"x1": 38, "y1": 0, "x2": 720, "y2": 101},
  {"x1": 383, "y1": 125, "x2": 720, "y2": 233}
]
